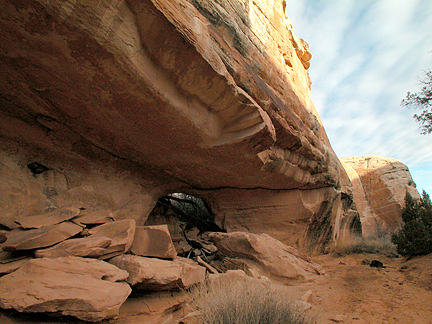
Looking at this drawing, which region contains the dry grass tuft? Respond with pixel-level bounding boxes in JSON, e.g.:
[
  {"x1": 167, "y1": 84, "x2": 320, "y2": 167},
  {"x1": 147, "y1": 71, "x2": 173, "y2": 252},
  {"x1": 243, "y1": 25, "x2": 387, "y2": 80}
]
[
  {"x1": 335, "y1": 235, "x2": 397, "y2": 256},
  {"x1": 187, "y1": 279, "x2": 314, "y2": 324}
]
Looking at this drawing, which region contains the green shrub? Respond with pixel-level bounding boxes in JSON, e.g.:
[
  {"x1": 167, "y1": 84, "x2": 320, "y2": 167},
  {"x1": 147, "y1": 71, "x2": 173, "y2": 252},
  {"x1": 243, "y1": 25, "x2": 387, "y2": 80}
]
[
  {"x1": 391, "y1": 191, "x2": 432, "y2": 256},
  {"x1": 188, "y1": 280, "x2": 314, "y2": 324}
]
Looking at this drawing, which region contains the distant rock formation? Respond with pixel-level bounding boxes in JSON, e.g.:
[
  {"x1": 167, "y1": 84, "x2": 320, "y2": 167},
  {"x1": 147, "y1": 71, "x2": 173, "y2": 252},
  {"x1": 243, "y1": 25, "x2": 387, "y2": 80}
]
[{"x1": 341, "y1": 156, "x2": 420, "y2": 236}]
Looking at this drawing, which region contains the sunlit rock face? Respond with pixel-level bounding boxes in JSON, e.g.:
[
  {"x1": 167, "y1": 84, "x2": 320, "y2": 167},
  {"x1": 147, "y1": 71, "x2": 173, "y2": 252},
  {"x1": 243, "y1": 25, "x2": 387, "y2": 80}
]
[
  {"x1": 0, "y1": 0, "x2": 357, "y2": 249},
  {"x1": 341, "y1": 156, "x2": 420, "y2": 236}
]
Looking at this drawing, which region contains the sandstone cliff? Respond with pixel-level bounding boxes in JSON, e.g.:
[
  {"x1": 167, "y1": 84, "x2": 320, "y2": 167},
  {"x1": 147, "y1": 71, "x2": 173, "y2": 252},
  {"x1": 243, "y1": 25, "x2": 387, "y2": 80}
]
[
  {"x1": 0, "y1": 0, "x2": 357, "y2": 253},
  {"x1": 341, "y1": 156, "x2": 420, "y2": 236}
]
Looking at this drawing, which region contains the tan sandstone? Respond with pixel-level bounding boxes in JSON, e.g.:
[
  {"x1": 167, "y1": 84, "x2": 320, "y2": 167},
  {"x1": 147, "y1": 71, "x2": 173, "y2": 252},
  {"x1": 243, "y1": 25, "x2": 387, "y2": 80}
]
[
  {"x1": 14, "y1": 206, "x2": 81, "y2": 229},
  {"x1": 72, "y1": 209, "x2": 116, "y2": 226},
  {"x1": 341, "y1": 156, "x2": 420, "y2": 235},
  {"x1": 130, "y1": 225, "x2": 177, "y2": 259},
  {"x1": 34, "y1": 236, "x2": 112, "y2": 258},
  {"x1": 109, "y1": 254, "x2": 206, "y2": 291},
  {"x1": 0, "y1": 256, "x2": 131, "y2": 322},
  {"x1": 1, "y1": 222, "x2": 83, "y2": 252},
  {"x1": 208, "y1": 231, "x2": 324, "y2": 282},
  {"x1": 89, "y1": 219, "x2": 136, "y2": 259}
]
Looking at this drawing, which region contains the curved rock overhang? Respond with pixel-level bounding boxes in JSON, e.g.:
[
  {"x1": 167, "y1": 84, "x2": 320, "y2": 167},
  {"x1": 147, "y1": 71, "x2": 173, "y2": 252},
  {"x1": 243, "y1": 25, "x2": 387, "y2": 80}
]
[{"x1": 0, "y1": 0, "x2": 357, "y2": 249}]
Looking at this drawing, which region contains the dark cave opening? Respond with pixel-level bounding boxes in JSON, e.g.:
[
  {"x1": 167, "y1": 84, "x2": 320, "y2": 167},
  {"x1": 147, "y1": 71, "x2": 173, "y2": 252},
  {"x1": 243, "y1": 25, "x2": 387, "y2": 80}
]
[{"x1": 145, "y1": 193, "x2": 224, "y2": 259}]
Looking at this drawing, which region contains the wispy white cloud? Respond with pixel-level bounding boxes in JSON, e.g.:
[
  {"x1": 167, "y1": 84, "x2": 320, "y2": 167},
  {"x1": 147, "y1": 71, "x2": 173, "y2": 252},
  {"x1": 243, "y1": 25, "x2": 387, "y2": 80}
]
[{"x1": 285, "y1": 0, "x2": 432, "y2": 191}]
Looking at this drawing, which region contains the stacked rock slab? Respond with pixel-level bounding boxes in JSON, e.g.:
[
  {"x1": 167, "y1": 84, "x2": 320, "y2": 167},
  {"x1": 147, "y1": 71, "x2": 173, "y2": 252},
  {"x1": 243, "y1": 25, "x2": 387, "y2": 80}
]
[
  {"x1": 341, "y1": 156, "x2": 420, "y2": 236},
  {"x1": 0, "y1": 257, "x2": 132, "y2": 322}
]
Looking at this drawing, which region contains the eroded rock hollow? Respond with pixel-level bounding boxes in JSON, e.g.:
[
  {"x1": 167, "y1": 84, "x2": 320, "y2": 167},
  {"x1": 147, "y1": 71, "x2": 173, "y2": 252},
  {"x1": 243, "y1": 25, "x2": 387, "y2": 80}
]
[{"x1": 0, "y1": 0, "x2": 358, "y2": 256}]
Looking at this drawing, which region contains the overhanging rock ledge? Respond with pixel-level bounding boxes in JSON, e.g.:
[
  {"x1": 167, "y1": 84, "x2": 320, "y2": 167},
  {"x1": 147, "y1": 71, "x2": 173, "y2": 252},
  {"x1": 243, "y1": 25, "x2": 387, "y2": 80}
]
[{"x1": 0, "y1": 0, "x2": 359, "y2": 249}]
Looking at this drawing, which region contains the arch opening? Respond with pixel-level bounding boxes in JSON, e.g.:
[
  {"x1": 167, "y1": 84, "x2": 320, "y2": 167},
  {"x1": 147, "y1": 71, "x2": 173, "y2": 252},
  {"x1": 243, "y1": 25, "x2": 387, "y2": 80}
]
[{"x1": 146, "y1": 192, "x2": 224, "y2": 258}]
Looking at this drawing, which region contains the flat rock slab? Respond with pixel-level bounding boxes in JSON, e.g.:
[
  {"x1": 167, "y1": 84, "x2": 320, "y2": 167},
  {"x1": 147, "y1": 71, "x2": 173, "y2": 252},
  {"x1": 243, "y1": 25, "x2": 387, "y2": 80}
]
[
  {"x1": 208, "y1": 231, "x2": 324, "y2": 282},
  {"x1": 35, "y1": 236, "x2": 112, "y2": 258},
  {"x1": 15, "y1": 206, "x2": 81, "y2": 229},
  {"x1": 2, "y1": 222, "x2": 83, "y2": 252},
  {"x1": 109, "y1": 255, "x2": 206, "y2": 291},
  {"x1": 0, "y1": 257, "x2": 30, "y2": 276},
  {"x1": 72, "y1": 209, "x2": 115, "y2": 226},
  {"x1": 89, "y1": 219, "x2": 136, "y2": 259},
  {"x1": 130, "y1": 225, "x2": 177, "y2": 259},
  {"x1": 0, "y1": 256, "x2": 132, "y2": 322}
]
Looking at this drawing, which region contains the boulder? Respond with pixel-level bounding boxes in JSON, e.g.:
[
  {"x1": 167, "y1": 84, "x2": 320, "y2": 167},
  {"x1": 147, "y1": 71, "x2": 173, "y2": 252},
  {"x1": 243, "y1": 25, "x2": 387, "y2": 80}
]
[
  {"x1": 130, "y1": 225, "x2": 177, "y2": 259},
  {"x1": 1, "y1": 222, "x2": 83, "y2": 252},
  {"x1": 208, "y1": 231, "x2": 324, "y2": 282},
  {"x1": 0, "y1": 256, "x2": 132, "y2": 322},
  {"x1": 109, "y1": 254, "x2": 206, "y2": 291},
  {"x1": 89, "y1": 219, "x2": 136, "y2": 259},
  {"x1": 119, "y1": 290, "x2": 188, "y2": 323},
  {"x1": 341, "y1": 156, "x2": 420, "y2": 235},
  {"x1": 34, "y1": 236, "x2": 112, "y2": 258}
]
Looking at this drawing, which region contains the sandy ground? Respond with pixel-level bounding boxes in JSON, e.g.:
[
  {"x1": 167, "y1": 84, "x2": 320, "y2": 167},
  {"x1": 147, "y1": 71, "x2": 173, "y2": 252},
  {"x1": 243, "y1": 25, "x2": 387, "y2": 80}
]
[
  {"x1": 1, "y1": 253, "x2": 432, "y2": 324},
  {"x1": 290, "y1": 253, "x2": 432, "y2": 324}
]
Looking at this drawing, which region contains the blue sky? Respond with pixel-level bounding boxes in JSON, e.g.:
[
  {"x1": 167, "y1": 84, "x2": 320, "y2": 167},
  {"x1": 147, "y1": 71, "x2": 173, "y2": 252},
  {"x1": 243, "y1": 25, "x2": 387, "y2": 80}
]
[{"x1": 285, "y1": 0, "x2": 432, "y2": 192}]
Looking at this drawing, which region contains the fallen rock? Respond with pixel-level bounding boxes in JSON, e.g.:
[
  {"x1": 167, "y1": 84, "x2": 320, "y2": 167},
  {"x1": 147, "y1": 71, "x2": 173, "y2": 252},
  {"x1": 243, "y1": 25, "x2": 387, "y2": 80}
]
[
  {"x1": 34, "y1": 236, "x2": 112, "y2": 258},
  {"x1": 0, "y1": 251, "x2": 29, "y2": 264},
  {"x1": 72, "y1": 209, "x2": 115, "y2": 226},
  {"x1": 301, "y1": 289, "x2": 313, "y2": 303},
  {"x1": 208, "y1": 231, "x2": 324, "y2": 282},
  {"x1": 14, "y1": 206, "x2": 81, "y2": 229},
  {"x1": 297, "y1": 300, "x2": 313, "y2": 311},
  {"x1": 330, "y1": 314, "x2": 349, "y2": 322},
  {"x1": 89, "y1": 219, "x2": 136, "y2": 259},
  {"x1": 109, "y1": 254, "x2": 206, "y2": 291},
  {"x1": 208, "y1": 269, "x2": 254, "y2": 285},
  {"x1": 0, "y1": 258, "x2": 30, "y2": 276},
  {"x1": 119, "y1": 290, "x2": 187, "y2": 319},
  {"x1": 130, "y1": 225, "x2": 177, "y2": 259},
  {"x1": 0, "y1": 256, "x2": 131, "y2": 322},
  {"x1": 0, "y1": 231, "x2": 7, "y2": 244},
  {"x1": 2, "y1": 222, "x2": 83, "y2": 252}
]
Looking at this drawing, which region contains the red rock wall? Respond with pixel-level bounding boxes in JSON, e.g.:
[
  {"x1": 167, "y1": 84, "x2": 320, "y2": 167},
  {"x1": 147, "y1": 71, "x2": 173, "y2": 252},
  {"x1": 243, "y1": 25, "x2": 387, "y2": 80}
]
[
  {"x1": 341, "y1": 156, "x2": 420, "y2": 236},
  {"x1": 0, "y1": 0, "x2": 358, "y2": 250}
]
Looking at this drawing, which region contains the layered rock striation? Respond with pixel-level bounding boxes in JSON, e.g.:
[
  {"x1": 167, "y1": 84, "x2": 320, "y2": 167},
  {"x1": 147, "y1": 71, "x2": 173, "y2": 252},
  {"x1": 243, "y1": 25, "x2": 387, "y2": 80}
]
[
  {"x1": 341, "y1": 155, "x2": 420, "y2": 236},
  {"x1": 0, "y1": 1, "x2": 366, "y2": 321},
  {"x1": 0, "y1": 0, "x2": 357, "y2": 250}
]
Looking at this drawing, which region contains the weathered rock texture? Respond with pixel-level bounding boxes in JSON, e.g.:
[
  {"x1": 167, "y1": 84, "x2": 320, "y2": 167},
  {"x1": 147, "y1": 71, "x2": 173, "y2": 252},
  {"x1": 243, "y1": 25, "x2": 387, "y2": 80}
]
[
  {"x1": 208, "y1": 231, "x2": 324, "y2": 283},
  {"x1": 0, "y1": 0, "x2": 356, "y2": 256},
  {"x1": 341, "y1": 156, "x2": 420, "y2": 236},
  {"x1": 130, "y1": 225, "x2": 177, "y2": 259},
  {"x1": 0, "y1": 257, "x2": 132, "y2": 322},
  {"x1": 109, "y1": 255, "x2": 206, "y2": 290}
]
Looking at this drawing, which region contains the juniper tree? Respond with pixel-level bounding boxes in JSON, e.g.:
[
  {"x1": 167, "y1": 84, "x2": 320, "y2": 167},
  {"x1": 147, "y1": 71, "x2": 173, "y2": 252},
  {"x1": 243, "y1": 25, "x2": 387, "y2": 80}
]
[
  {"x1": 402, "y1": 70, "x2": 432, "y2": 134},
  {"x1": 391, "y1": 191, "x2": 432, "y2": 256}
]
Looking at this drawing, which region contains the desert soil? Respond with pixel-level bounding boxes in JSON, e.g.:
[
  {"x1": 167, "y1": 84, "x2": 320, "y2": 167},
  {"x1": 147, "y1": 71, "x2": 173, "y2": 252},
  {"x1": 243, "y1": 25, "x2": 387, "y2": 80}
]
[
  {"x1": 289, "y1": 253, "x2": 432, "y2": 324},
  {"x1": 1, "y1": 253, "x2": 431, "y2": 324}
]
